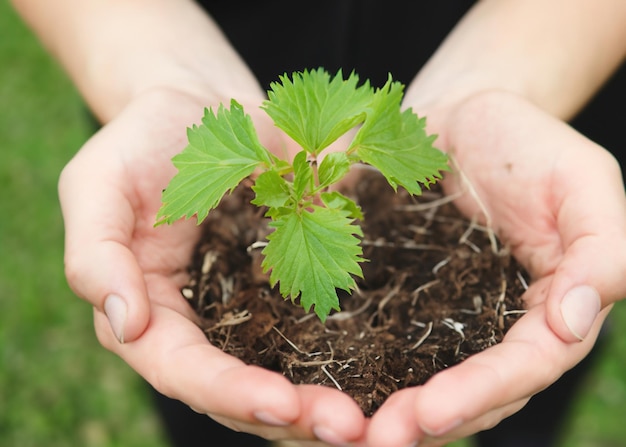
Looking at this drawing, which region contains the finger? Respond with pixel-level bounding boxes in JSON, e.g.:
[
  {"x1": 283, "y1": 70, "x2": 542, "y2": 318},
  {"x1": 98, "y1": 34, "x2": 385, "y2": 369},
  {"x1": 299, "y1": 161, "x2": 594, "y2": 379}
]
[
  {"x1": 209, "y1": 386, "x2": 367, "y2": 444},
  {"x1": 418, "y1": 400, "x2": 528, "y2": 447},
  {"x1": 368, "y1": 386, "x2": 528, "y2": 447},
  {"x1": 59, "y1": 148, "x2": 151, "y2": 343},
  {"x1": 292, "y1": 385, "x2": 367, "y2": 445},
  {"x1": 408, "y1": 302, "x2": 608, "y2": 440},
  {"x1": 366, "y1": 387, "x2": 421, "y2": 446},
  {"x1": 96, "y1": 275, "x2": 367, "y2": 444},
  {"x1": 93, "y1": 276, "x2": 302, "y2": 432},
  {"x1": 546, "y1": 148, "x2": 626, "y2": 342}
]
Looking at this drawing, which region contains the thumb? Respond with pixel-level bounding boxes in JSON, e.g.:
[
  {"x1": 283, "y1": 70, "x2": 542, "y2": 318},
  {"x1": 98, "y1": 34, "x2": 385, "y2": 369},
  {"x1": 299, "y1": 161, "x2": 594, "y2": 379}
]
[
  {"x1": 58, "y1": 154, "x2": 150, "y2": 344},
  {"x1": 547, "y1": 234, "x2": 626, "y2": 342},
  {"x1": 546, "y1": 164, "x2": 626, "y2": 342}
]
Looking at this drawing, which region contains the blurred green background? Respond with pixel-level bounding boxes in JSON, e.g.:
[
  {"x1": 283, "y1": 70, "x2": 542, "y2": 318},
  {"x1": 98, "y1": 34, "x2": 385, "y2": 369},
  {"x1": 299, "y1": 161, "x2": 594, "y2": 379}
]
[
  {"x1": 0, "y1": 3, "x2": 169, "y2": 446},
  {"x1": 1, "y1": 2, "x2": 625, "y2": 446}
]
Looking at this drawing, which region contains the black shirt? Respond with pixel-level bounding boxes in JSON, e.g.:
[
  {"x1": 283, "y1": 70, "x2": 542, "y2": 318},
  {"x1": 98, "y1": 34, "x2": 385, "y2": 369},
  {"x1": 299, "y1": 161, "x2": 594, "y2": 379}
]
[{"x1": 197, "y1": 0, "x2": 626, "y2": 172}]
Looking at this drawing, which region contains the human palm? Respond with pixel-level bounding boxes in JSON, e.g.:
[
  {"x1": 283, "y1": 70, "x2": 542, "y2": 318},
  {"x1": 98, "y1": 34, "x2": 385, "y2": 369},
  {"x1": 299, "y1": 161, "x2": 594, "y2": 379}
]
[
  {"x1": 441, "y1": 91, "x2": 626, "y2": 334},
  {"x1": 59, "y1": 86, "x2": 626, "y2": 446},
  {"x1": 58, "y1": 88, "x2": 368, "y2": 445},
  {"x1": 366, "y1": 91, "x2": 626, "y2": 446}
]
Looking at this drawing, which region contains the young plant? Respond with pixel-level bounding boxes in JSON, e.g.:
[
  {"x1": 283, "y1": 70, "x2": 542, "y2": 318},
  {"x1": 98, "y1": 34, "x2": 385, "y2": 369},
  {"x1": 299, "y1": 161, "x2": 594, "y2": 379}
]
[{"x1": 156, "y1": 68, "x2": 449, "y2": 321}]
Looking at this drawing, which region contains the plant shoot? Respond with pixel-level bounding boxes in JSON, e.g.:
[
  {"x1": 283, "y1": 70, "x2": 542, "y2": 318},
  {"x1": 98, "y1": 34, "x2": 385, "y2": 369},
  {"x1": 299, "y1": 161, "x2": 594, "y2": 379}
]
[{"x1": 156, "y1": 68, "x2": 449, "y2": 321}]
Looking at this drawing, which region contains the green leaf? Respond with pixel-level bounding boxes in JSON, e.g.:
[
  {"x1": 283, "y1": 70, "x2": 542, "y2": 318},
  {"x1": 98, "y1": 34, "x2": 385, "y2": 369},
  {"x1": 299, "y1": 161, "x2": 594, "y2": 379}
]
[
  {"x1": 251, "y1": 170, "x2": 292, "y2": 209},
  {"x1": 317, "y1": 152, "x2": 350, "y2": 189},
  {"x1": 262, "y1": 68, "x2": 374, "y2": 154},
  {"x1": 292, "y1": 150, "x2": 313, "y2": 201},
  {"x1": 262, "y1": 206, "x2": 364, "y2": 321},
  {"x1": 320, "y1": 191, "x2": 363, "y2": 220},
  {"x1": 350, "y1": 77, "x2": 449, "y2": 195},
  {"x1": 156, "y1": 100, "x2": 271, "y2": 225},
  {"x1": 156, "y1": 68, "x2": 447, "y2": 322}
]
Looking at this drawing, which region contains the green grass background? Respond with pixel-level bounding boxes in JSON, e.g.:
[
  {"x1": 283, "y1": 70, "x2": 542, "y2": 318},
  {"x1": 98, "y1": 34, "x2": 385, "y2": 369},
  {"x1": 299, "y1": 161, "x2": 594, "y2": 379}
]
[
  {"x1": 0, "y1": 3, "x2": 169, "y2": 446},
  {"x1": 1, "y1": 2, "x2": 625, "y2": 446}
]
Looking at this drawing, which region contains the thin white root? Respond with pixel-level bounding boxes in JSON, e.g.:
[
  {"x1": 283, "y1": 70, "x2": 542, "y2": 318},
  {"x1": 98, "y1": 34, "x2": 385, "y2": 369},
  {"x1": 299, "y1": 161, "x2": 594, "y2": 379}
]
[
  {"x1": 406, "y1": 321, "x2": 434, "y2": 352},
  {"x1": 449, "y1": 154, "x2": 499, "y2": 254},
  {"x1": 322, "y1": 365, "x2": 342, "y2": 391},
  {"x1": 205, "y1": 310, "x2": 252, "y2": 332}
]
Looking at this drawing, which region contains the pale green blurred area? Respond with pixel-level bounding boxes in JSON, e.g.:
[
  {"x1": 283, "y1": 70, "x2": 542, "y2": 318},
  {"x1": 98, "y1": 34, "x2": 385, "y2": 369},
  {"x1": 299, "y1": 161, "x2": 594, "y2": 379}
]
[
  {"x1": 0, "y1": 3, "x2": 168, "y2": 446},
  {"x1": 1, "y1": 1, "x2": 625, "y2": 446}
]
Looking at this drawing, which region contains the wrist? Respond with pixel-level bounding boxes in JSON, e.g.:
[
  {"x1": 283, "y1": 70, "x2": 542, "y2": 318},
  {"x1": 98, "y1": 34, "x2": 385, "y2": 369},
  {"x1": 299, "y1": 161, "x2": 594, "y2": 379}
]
[{"x1": 90, "y1": 65, "x2": 267, "y2": 126}]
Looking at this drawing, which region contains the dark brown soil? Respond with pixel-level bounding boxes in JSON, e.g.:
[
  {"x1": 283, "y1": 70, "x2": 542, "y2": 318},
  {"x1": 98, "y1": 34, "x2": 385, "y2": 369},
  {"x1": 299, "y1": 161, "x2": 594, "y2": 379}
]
[{"x1": 181, "y1": 171, "x2": 527, "y2": 416}]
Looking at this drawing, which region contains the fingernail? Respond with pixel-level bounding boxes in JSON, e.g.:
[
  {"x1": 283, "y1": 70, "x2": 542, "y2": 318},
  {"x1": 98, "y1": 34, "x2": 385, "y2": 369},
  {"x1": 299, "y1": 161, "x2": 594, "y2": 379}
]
[
  {"x1": 560, "y1": 285, "x2": 601, "y2": 341},
  {"x1": 313, "y1": 426, "x2": 351, "y2": 446},
  {"x1": 254, "y1": 411, "x2": 290, "y2": 427},
  {"x1": 420, "y1": 418, "x2": 463, "y2": 437},
  {"x1": 104, "y1": 294, "x2": 127, "y2": 344}
]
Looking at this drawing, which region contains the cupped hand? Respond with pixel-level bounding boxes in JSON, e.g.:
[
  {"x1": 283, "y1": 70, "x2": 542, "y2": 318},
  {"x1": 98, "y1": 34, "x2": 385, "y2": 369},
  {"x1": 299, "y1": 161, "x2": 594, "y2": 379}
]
[
  {"x1": 58, "y1": 87, "x2": 367, "y2": 445},
  {"x1": 366, "y1": 90, "x2": 626, "y2": 446}
]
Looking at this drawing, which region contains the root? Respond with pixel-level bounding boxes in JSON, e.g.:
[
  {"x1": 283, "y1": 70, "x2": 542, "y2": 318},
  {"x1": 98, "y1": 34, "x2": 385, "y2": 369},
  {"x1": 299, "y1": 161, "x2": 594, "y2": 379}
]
[
  {"x1": 204, "y1": 310, "x2": 252, "y2": 332},
  {"x1": 272, "y1": 326, "x2": 322, "y2": 357},
  {"x1": 406, "y1": 321, "x2": 433, "y2": 352},
  {"x1": 449, "y1": 154, "x2": 499, "y2": 254},
  {"x1": 322, "y1": 365, "x2": 342, "y2": 390},
  {"x1": 411, "y1": 279, "x2": 440, "y2": 306}
]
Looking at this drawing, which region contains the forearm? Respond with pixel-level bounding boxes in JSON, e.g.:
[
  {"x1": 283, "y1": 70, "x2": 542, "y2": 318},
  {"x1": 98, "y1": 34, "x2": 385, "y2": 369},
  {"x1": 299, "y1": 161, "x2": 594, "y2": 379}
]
[
  {"x1": 406, "y1": 0, "x2": 626, "y2": 120},
  {"x1": 10, "y1": 0, "x2": 263, "y2": 123}
]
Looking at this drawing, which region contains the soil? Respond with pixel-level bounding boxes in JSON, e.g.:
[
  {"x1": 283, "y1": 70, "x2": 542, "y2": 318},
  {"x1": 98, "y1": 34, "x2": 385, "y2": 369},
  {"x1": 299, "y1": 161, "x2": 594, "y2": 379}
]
[{"x1": 180, "y1": 171, "x2": 528, "y2": 417}]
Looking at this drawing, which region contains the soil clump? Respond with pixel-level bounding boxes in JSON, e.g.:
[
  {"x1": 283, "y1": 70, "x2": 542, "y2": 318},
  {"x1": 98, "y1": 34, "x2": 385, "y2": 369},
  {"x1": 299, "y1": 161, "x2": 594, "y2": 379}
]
[{"x1": 181, "y1": 172, "x2": 527, "y2": 416}]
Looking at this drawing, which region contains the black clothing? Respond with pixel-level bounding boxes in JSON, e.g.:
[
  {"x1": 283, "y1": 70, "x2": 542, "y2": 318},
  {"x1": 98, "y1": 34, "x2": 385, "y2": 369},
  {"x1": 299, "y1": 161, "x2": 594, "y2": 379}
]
[
  {"x1": 202, "y1": 0, "x2": 475, "y2": 90},
  {"x1": 152, "y1": 2, "x2": 624, "y2": 446},
  {"x1": 202, "y1": 0, "x2": 625, "y2": 173}
]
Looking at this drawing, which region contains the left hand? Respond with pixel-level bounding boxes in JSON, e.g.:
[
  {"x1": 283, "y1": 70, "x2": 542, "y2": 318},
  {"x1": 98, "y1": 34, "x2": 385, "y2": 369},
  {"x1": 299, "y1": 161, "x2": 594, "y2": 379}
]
[
  {"x1": 58, "y1": 88, "x2": 368, "y2": 446},
  {"x1": 365, "y1": 90, "x2": 626, "y2": 446}
]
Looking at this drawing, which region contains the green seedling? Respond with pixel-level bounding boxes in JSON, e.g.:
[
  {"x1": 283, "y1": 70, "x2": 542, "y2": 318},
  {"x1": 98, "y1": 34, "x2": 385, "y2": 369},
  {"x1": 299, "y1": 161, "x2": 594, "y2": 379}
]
[{"x1": 156, "y1": 68, "x2": 449, "y2": 321}]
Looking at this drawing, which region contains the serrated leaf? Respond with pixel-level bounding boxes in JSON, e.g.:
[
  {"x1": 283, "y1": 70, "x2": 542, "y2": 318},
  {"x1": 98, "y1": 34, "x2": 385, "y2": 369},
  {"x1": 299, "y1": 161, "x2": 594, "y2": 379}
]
[
  {"x1": 262, "y1": 68, "x2": 374, "y2": 154},
  {"x1": 251, "y1": 170, "x2": 292, "y2": 209},
  {"x1": 156, "y1": 100, "x2": 271, "y2": 225},
  {"x1": 262, "y1": 206, "x2": 364, "y2": 321},
  {"x1": 350, "y1": 77, "x2": 449, "y2": 195},
  {"x1": 318, "y1": 152, "x2": 350, "y2": 189},
  {"x1": 320, "y1": 191, "x2": 363, "y2": 220}
]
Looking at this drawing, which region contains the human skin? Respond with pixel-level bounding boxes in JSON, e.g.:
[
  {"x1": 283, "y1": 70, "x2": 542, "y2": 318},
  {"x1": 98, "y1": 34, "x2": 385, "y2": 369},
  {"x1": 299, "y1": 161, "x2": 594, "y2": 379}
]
[
  {"x1": 11, "y1": 0, "x2": 626, "y2": 445},
  {"x1": 11, "y1": 0, "x2": 368, "y2": 443},
  {"x1": 366, "y1": 90, "x2": 624, "y2": 446},
  {"x1": 367, "y1": 1, "x2": 626, "y2": 444}
]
